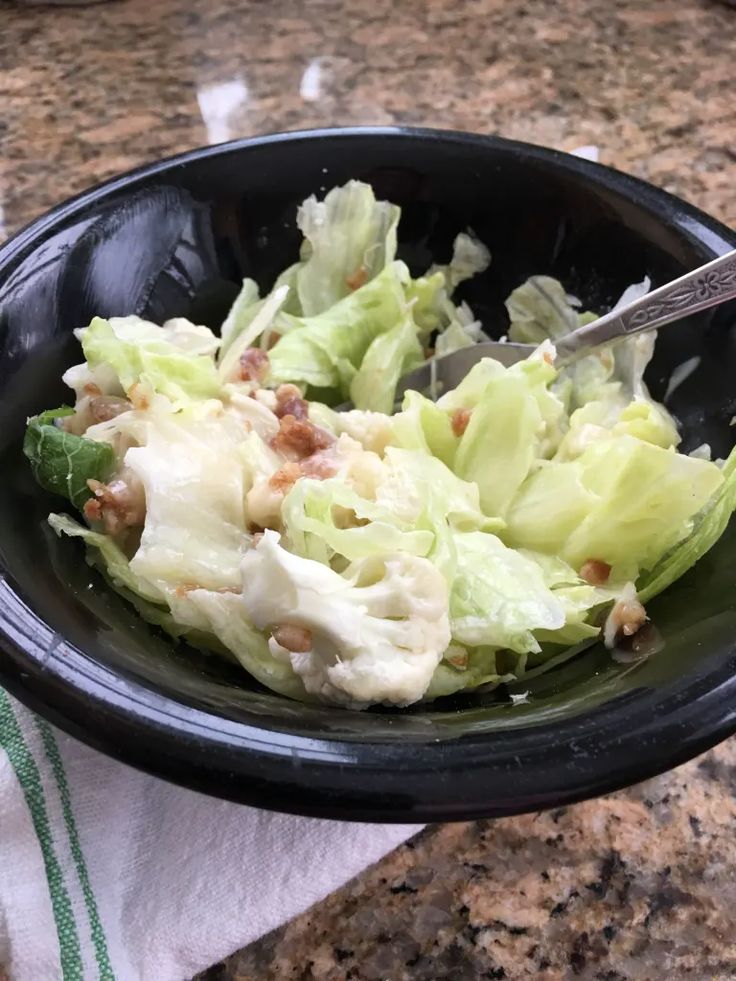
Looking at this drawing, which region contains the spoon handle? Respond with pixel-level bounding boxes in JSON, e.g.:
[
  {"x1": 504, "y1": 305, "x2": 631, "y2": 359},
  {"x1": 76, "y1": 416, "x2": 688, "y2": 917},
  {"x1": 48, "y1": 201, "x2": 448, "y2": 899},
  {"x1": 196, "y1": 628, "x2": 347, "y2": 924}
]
[{"x1": 555, "y1": 249, "x2": 736, "y2": 364}]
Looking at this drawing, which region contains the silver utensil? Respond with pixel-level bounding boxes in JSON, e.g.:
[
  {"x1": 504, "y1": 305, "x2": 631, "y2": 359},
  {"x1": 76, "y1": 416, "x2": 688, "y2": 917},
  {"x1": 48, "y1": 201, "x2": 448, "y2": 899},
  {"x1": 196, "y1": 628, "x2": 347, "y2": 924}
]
[{"x1": 395, "y1": 248, "x2": 736, "y2": 401}]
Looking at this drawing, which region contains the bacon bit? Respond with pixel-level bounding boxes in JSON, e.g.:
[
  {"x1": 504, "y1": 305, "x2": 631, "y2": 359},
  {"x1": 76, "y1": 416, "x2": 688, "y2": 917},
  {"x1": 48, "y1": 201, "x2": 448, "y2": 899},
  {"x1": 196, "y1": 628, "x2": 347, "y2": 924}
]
[
  {"x1": 275, "y1": 383, "x2": 309, "y2": 420},
  {"x1": 345, "y1": 266, "x2": 369, "y2": 291},
  {"x1": 273, "y1": 624, "x2": 313, "y2": 653},
  {"x1": 265, "y1": 332, "x2": 282, "y2": 351},
  {"x1": 268, "y1": 461, "x2": 303, "y2": 493},
  {"x1": 129, "y1": 383, "x2": 150, "y2": 411},
  {"x1": 451, "y1": 408, "x2": 472, "y2": 437},
  {"x1": 542, "y1": 350, "x2": 554, "y2": 366},
  {"x1": 239, "y1": 348, "x2": 270, "y2": 382},
  {"x1": 83, "y1": 382, "x2": 102, "y2": 397},
  {"x1": 270, "y1": 414, "x2": 335, "y2": 460},
  {"x1": 89, "y1": 396, "x2": 132, "y2": 424},
  {"x1": 86, "y1": 476, "x2": 146, "y2": 535},
  {"x1": 83, "y1": 498, "x2": 102, "y2": 522},
  {"x1": 579, "y1": 559, "x2": 612, "y2": 586}
]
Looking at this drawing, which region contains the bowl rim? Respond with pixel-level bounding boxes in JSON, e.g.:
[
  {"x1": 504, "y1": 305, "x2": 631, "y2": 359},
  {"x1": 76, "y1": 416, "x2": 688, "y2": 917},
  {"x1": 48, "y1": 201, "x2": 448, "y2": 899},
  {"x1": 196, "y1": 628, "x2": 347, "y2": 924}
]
[{"x1": 1, "y1": 125, "x2": 736, "y2": 822}]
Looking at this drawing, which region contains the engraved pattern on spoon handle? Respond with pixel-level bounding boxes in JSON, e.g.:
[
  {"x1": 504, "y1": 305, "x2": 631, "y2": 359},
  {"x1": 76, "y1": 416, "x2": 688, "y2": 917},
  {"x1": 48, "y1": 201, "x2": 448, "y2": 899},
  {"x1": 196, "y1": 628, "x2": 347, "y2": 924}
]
[{"x1": 619, "y1": 251, "x2": 736, "y2": 333}]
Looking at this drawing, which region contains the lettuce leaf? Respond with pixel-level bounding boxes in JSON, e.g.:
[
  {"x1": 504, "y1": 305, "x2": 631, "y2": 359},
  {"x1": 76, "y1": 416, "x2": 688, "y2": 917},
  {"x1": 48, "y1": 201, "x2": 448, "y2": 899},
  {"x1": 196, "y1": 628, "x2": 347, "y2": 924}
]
[
  {"x1": 376, "y1": 447, "x2": 503, "y2": 582},
  {"x1": 425, "y1": 646, "x2": 514, "y2": 699},
  {"x1": 349, "y1": 313, "x2": 424, "y2": 413},
  {"x1": 638, "y1": 446, "x2": 736, "y2": 602},
  {"x1": 295, "y1": 180, "x2": 400, "y2": 316},
  {"x1": 268, "y1": 263, "x2": 408, "y2": 394},
  {"x1": 430, "y1": 231, "x2": 491, "y2": 292},
  {"x1": 218, "y1": 278, "x2": 261, "y2": 356},
  {"x1": 165, "y1": 587, "x2": 307, "y2": 699},
  {"x1": 505, "y1": 434, "x2": 723, "y2": 573},
  {"x1": 449, "y1": 531, "x2": 566, "y2": 654},
  {"x1": 81, "y1": 316, "x2": 221, "y2": 403},
  {"x1": 24, "y1": 408, "x2": 116, "y2": 509},
  {"x1": 391, "y1": 390, "x2": 458, "y2": 467},
  {"x1": 448, "y1": 358, "x2": 560, "y2": 517},
  {"x1": 48, "y1": 513, "x2": 164, "y2": 602},
  {"x1": 282, "y1": 476, "x2": 434, "y2": 565}
]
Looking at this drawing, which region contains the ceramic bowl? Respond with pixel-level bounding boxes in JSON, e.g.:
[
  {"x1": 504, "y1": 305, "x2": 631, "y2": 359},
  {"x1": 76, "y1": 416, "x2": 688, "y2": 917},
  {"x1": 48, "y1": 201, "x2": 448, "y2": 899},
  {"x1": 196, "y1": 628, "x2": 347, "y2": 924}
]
[{"x1": 1, "y1": 128, "x2": 735, "y2": 821}]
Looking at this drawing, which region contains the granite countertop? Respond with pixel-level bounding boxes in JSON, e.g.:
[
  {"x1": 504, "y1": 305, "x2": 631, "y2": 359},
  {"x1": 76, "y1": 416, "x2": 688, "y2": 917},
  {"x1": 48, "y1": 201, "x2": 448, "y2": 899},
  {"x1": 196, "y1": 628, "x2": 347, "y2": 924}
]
[{"x1": 1, "y1": 0, "x2": 735, "y2": 978}]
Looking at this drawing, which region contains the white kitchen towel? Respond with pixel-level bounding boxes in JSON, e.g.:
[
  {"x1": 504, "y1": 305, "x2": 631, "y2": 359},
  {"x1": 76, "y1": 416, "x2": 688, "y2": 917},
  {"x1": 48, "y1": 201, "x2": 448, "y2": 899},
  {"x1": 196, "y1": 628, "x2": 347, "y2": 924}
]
[{"x1": 0, "y1": 689, "x2": 422, "y2": 981}]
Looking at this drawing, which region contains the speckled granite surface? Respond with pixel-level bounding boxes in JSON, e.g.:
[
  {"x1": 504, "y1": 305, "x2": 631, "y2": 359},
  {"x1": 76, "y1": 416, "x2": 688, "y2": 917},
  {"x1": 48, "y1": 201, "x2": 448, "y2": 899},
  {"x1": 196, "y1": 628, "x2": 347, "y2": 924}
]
[{"x1": 1, "y1": 0, "x2": 735, "y2": 978}]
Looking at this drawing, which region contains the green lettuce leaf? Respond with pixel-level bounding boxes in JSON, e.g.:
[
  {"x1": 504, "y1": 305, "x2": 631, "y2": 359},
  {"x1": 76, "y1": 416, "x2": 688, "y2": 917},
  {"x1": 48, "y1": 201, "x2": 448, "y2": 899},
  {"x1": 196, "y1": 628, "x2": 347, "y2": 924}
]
[
  {"x1": 268, "y1": 263, "x2": 408, "y2": 394},
  {"x1": 425, "y1": 646, "x2": 514, "y2": 699},
  {"x1": 81, "y1": 316, "x2": 221, "y2": 403},
  {"x1": 391, "y1": 390, "x2": 458, "y2": 467},
  {"x1": 638, "y1": 446, "x2": 736, "y2": 602},
  {"x1": 218, "y1": 278, "x2": 261, "y2": 356},
  {"x1": 506, "y1": 275, "x2": 579, "y2": 343},
  {"x1": 445, "y1": 356, "x2": 563, "y2": 517},
  {"x1": 349, "y1": 313, "x2": 424, "y2": 413},
  {"x1": 504, "y1": 434, "x2": 724, "y2": 573},
  {"x1": 430, "y1": 231, "x2": 491, "y2": 292},
  {"x1": 376, "y1": 447, "x2": 503, "y2": 581},
  {"x1": 404, "y1": 271, "x2": 447, "y2": 333},
  {"x1": 282, "y1": 476, "x2": 434, "y2": 565},
  {"x1": 449, "y1": 531, "x2": 566, "y2": 654},
  {"x1": 24, "y1": 408, "x2": 116, "y2": 509},
  {"x1": 434, "y1": 314, "x2": 484, "y2": 358},
  {"x1": 295, "y1": 180, "x2": 400, "y2": 316},
  {"x1": 555, "y1": 395, "x2": 679, "y2": 461}
]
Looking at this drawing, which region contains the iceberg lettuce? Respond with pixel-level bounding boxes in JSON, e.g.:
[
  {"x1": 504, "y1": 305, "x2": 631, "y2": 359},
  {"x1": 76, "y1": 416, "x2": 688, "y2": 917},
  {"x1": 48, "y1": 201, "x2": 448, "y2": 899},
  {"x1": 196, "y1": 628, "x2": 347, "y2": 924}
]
[
  {"x1": 450, "y1": 531, "x2": 566, "y2": 653},
  {"x1": 504, "y1": 434, "x2": 723, "y2": 573},
  {"x1": 268, "y1": 263, "x2": 409, "y2": 395},
  {"x1": 81, "y1": 316, "x2": 221, "y2": 403},
  {"x1": 294, "y1": 180, "x2": 400, "y2": 316}
]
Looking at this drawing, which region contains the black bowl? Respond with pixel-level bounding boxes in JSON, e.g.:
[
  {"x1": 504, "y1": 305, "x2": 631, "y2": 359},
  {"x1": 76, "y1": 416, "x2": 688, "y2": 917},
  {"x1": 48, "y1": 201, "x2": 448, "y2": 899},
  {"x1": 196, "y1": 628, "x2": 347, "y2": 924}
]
[{"x1": 1, "y1": 127, "x2": 735, "y2": 822}]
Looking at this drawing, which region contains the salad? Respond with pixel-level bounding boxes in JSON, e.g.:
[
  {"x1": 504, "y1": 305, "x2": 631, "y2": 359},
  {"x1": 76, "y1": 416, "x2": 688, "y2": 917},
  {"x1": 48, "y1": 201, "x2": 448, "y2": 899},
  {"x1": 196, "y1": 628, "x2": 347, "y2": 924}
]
[{"x1": 24, "y1": 181, "x2": 736, "y2": 709}]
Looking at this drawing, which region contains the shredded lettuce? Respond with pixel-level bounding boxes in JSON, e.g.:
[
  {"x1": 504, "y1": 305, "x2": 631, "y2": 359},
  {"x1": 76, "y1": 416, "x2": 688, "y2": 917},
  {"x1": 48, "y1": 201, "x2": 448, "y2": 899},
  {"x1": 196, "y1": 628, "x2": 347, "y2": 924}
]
[{"x1": 349, "y1": 313, "x2": 424, "y2": 413}]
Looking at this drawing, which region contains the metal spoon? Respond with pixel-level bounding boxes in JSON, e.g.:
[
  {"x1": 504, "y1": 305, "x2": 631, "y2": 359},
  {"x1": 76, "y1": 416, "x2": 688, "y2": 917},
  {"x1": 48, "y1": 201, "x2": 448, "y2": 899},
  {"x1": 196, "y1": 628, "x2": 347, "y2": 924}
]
[{"x1": 395, "y1": 248, "x2": 736, "y2": 400}]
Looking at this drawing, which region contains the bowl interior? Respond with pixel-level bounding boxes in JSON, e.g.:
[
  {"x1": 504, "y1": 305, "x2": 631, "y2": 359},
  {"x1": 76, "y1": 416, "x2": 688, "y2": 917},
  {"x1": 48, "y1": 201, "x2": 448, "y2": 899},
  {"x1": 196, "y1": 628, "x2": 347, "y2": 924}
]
[{"x1": 1, "y1": 130, "x2": 736, "y2": 751}]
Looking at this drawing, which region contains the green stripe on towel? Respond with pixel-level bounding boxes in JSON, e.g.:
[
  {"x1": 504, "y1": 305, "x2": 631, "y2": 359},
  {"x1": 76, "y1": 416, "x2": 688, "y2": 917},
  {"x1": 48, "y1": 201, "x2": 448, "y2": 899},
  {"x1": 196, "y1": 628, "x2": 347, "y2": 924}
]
[
  {"x1": 36, "y1": 717, "x2": 115, "y2": 980},
  {"x1": 0, "y1": 689, "x2": 84, "y2": 980}
]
